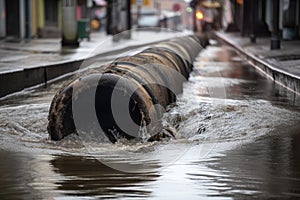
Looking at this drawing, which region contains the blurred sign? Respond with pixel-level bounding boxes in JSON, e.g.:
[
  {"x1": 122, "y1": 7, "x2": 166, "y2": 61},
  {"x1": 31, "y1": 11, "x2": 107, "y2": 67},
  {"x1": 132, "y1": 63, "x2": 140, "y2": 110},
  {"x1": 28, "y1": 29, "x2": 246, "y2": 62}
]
[
  {"x1": 136, "y1": 0, "x2": 143, "y2": 5},
  {"x1": 94, "y1": 0, "x2": 106, "y2": 6},
  {"x1": 202, "y1": 1, "x2": 221, "y2": 8},
  {"x1": 186, "y1": 7, "x2": 193, "y2": 13},
  {"x1": 144, "y1": 0, "x2": 150, "y2": 6},
  {"x1": 131, "y1": 0, "x2": 150, "y2": 6},
  {"x1": 173, "y1": 3, "x2": 181, "y2": 12},
  {"x1": 236, "y1": 0, "x2": 243, "y2": 5}
]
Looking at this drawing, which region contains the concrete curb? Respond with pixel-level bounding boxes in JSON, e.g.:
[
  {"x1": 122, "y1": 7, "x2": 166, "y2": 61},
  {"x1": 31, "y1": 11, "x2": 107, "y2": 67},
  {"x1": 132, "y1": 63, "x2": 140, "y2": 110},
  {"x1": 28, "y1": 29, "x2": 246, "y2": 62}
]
[
  {"x1": 0, "y1": 60, "x2": 83, "y2": 98},
  {"x1": 215, "y1": 32, "x2": 300, "y2": 95},
  {"x1": 0, "y1": 37, "x2": 187, "y2": 98}
]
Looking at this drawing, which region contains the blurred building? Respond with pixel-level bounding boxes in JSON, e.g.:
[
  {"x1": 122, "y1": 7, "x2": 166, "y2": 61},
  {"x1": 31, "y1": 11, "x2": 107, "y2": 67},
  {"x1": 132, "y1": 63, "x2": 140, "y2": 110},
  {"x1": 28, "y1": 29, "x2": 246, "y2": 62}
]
[
  {"x1": 223, "y1": 0, "x2": 300, "y2": 40},
  {"x1": 191, "y1": 0, "x2": 222, "y2": 32},
  {"x1": 130, "y1": 0, "x2": 192, "y2": 31},
  {"x1": 0, "y1": 0, "x2": 100, "y2": 41},
  {"x1": 0, "y1": 0, "x2": 63, "y2": 40}
]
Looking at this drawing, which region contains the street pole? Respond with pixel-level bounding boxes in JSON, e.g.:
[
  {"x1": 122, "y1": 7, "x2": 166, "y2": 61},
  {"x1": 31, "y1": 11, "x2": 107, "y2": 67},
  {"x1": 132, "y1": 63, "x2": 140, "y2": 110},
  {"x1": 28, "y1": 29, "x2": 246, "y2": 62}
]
[
  {"x1": 61, "y1": 0, "x2": 79, "y2": 47},
  {"x1": 106, "y1": 0, "x2": 112, "y2": 34},
  {"x1": 193, "y1": 9, "x2": 197, "y2": 32},
  {"x1": 271, "y1": 0, "x2": 280, "y2": 49},
  {"x1": 126, "y1": 0, "x2": 131, "y2": 30},
  {"x1": 241, "y1": 0, "x2": 247, "y2": 36},
  {"x1": 25, "y1": 0, "x2": 30, "y2": 41},
  {"x1": 250, "y1": 0, "x2": 258, "y2": 43},
  {"x1": 137, "y1": 4, "x2": 141, "y2": 26},
  {"x1": 126, "y1": 0, "x2": 131, "y2": 38}
]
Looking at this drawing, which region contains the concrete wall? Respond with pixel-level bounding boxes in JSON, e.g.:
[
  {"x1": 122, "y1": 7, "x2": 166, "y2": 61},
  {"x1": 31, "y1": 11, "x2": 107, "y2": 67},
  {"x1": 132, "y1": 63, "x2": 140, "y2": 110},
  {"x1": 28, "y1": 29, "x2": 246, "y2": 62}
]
[{"x1": 0, "y1": 71, "x2": 25, "y2": 97}]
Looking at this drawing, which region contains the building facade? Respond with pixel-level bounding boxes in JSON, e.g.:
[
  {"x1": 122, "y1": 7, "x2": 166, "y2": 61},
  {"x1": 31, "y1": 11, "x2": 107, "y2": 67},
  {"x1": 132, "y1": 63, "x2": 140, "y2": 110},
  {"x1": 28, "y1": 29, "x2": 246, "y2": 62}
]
[
  {"x1": 0, "y1": 0, "x2": 62, "y2": 40},
  {"x1": 226, "y1": 0, "x2": 300, "y2": 40}
]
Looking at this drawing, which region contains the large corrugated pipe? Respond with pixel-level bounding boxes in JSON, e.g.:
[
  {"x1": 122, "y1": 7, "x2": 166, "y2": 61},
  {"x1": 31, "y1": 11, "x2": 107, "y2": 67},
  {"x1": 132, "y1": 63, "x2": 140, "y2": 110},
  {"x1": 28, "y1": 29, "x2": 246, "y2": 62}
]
[{"x1": 47, "y1": 35, "x2": 208, "y2": 143}]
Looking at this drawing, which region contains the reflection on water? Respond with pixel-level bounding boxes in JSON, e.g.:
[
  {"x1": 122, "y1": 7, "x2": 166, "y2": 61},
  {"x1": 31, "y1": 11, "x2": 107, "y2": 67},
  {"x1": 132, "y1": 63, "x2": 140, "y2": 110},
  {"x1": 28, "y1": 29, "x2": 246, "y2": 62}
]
[
  {"x1": 0, "y1": 40, "x2": 300, "y2": 199},
  {"x1": 188, "y1": 124, "x2": 300, "y2": 199},
  {"x1": 0, "y1": 152, "x2": 57, "y2": 199},
  {"x1": 0, "y1": 152, "x2": 160, "y2": 199},
  {"x1": 52, "y1": 155, "x2": 160, "y2": 198}
]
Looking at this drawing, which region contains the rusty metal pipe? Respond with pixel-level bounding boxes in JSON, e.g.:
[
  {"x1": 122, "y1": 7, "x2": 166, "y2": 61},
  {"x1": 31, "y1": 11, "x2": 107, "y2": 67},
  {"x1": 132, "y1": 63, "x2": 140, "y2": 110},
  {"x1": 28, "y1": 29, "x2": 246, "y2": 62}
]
[{"x1": 48, "y1": 35, "x2": 209, "y2": 142}]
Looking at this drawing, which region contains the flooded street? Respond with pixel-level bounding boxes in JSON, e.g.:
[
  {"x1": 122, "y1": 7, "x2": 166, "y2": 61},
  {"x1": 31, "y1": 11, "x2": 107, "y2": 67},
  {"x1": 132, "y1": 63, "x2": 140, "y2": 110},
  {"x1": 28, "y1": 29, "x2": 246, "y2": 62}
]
[{"x1": 1, "y1": 40, "x2": 300, "y2": 199}]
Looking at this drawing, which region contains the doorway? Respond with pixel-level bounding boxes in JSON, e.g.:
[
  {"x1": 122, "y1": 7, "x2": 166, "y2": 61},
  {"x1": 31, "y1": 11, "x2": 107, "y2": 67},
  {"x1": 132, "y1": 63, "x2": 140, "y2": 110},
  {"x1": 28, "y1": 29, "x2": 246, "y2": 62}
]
[{"x1": 5, "y1": 0, "x2": 20, "y2": 38}]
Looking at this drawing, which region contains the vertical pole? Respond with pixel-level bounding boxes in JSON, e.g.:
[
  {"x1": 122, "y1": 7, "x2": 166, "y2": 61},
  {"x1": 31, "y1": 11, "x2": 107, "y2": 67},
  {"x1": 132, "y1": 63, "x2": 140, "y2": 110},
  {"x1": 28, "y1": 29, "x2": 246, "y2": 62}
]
[
  {"x1": 115, "y1": 0, "x2": 120, "y2": 33},
  {"x1": 37, "y1": 0, "x2": 45, "y2": 33},
  {"x1": 20, "y1": 0, "x2": 25, "y2": 40},
  {"x1": 25, "y1": 0, "x2": 30, "y2": 40},
  {"x1": 61, "y1": 0, "x2": 79, "y2": 47},
  {"x1": 126, "y1": 0, "x2": 131, "y2": 30},
  {"x1": 111, "y1": 0, "x2": 119, "y2": 41},
  {"x1": 106, "y1": 0, "x2": 112, "y2": 34},
  {"x1": 137, "y1": 4, "x2": 141, "y2": 26},
  {"x1": 193, "y1": 10, "x2": 197, "y2": 32},
  {"x1": 250, "y1": 0, "x2": 258, "y2": 43},
  {"x1": 271, "y1": 0, "x2": 280, "y2": 49},
  {"x1": 126, "y1": 0, "x2": 131, "y2": 38},
  {"x1": 58, "y1": 0, "x2": 62, "y2": 30},
  {"x1": 0, "y1": 0, "x2": 5, "y2": 38},
  {"x1": 234, "y1": 0, "x2": 238, "y2": 28},
  {"x1": 111, "y1": 0, "x2": 118, "y2": 35},
  {"x1": 241, "y1": 0, "x2": 247, "y2": 36}
]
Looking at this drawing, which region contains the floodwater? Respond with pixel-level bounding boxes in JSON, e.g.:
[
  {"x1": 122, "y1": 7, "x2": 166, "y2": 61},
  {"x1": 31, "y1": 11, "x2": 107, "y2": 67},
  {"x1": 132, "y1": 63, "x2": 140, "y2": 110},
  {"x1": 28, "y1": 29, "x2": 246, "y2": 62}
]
[{"x1": 0, "y1": 40, "x2": 300, "y2": 199}]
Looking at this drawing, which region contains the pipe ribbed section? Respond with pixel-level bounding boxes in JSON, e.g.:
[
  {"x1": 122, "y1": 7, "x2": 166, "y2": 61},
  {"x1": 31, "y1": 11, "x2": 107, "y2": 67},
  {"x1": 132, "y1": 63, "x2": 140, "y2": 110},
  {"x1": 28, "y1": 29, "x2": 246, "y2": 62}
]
[{"x1": 48, "y1": 35, "x2": 208, "y2": 142}]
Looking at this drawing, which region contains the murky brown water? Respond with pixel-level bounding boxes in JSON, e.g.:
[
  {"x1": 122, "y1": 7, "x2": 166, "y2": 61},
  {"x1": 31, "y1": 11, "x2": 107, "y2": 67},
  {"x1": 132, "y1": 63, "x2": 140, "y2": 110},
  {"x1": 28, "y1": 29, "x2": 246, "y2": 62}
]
[{"x1": 0, "y1": 40, "x2": 300, "y2": 199}]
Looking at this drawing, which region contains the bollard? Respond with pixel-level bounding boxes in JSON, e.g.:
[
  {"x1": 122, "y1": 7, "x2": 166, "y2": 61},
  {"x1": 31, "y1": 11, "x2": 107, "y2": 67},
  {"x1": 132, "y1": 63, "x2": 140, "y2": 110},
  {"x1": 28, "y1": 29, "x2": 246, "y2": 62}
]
[{"x1": 48, "y1": 35, "x2": 209, "y2": 142}]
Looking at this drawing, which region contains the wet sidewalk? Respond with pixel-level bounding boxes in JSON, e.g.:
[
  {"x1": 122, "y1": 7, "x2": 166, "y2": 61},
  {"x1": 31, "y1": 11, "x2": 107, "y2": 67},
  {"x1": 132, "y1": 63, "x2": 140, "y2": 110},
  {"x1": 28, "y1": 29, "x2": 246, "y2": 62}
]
[
  {"x1": 0, "y1": 31, "x2": 190, "y2": 74},
  {"x1": 0, "y1": 30, "x2": 191, "y2": 98},
  {"x1": 215, "y1": 32, "x2": 300, "y2": 94}
]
